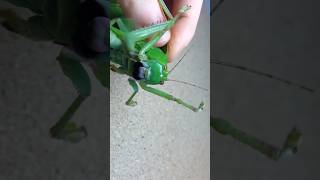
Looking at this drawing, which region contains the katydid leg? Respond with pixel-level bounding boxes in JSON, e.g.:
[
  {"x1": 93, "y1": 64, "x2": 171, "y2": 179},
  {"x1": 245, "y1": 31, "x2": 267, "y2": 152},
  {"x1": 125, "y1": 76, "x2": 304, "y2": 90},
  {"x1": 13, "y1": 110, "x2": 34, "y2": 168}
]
[
  {"x1": 158, "y1": 0, "x2": 173, "y2": 19},
  {"x1": 111, "y1": 2, "x2": 190, "y2": 57},
  {"x1": 110, "y1": 64, "x2": 127, "y2": 74},
  {"x1": 139, "y1": 81, "x2": 204, "y2": 112},
  {"x1": 112, "y1": 18, "x2": 171, "y2": 53},
  {"x1": 138, "y1": 4, "x2": 191, "y2": 60},
  {"x1": 126, "y1": 79, "x2": 139, "y2": 106}
]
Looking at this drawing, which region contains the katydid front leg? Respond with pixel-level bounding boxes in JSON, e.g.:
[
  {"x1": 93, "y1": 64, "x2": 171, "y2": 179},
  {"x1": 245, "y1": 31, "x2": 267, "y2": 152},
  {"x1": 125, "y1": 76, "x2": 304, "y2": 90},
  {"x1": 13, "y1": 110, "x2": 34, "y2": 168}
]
[
  {"x1": 126, "y1": 79, "x2": 139, "y2": 106},
  {"x1": 139, "y1": 81, "x2": 204, "y2": 112},
  {"x1": 110, "y1": 65, "x2": 139, "y2": 106}
]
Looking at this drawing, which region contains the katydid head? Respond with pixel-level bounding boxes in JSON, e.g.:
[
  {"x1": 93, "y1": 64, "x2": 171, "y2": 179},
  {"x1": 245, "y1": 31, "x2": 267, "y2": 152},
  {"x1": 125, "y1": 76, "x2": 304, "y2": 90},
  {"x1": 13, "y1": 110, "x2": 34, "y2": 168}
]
[
  {"x1": 132, "y1": 44, "x2": 205, "y2": 88},
  {"x1": 132, "y1": 60, "x2": 168, "y2": 85},
  {"x1": 132, "y1": 59, "x2": 207, "y2": 91}
]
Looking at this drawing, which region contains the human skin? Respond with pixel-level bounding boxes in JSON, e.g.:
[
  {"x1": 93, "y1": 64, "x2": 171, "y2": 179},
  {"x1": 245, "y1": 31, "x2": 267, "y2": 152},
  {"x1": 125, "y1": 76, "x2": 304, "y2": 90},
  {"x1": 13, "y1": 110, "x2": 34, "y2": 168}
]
[{"x1": 117, "y1": 0, "x2": 203, "y2": 62}]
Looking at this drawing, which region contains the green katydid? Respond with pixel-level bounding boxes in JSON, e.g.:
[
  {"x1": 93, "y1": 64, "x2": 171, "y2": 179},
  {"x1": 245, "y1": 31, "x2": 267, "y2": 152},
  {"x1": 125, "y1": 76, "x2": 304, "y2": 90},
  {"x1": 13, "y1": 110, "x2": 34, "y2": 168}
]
[{"x1": 109, "y1": 0, "x2": 205, "y2": 112}]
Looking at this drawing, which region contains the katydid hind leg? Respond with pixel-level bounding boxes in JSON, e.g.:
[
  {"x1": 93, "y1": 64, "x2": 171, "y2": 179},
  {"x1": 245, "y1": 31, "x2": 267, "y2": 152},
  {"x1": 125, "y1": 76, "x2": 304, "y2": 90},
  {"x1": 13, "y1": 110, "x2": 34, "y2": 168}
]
[
  {"x1": 138, "y1": 3, "x2": 191, "y2": 60},
  {"x1": 158, "y1": 0, "x2": 173, "y2": 19}
]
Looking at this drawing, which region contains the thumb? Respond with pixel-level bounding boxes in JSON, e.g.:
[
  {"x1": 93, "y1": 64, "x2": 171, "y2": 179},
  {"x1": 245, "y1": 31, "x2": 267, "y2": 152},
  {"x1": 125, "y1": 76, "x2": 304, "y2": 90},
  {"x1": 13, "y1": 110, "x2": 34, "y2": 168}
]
[
  {"x1": 118, "y1": 0, "x2": 171, "y2": 47},
  {"x1": 167, "y1": 0, "x2": 203, "y2": 62}
]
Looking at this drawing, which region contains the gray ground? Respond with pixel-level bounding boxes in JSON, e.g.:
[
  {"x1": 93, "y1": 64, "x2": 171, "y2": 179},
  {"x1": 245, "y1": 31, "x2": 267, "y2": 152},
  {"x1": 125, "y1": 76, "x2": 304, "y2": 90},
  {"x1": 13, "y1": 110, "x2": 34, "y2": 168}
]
[
  {"x1": 0, "y1": 2, "x2": 108, "y2": 180},
  {"x1": 212, "y1": 0, "x2": 320, "y2": 179},
  {"x1": 110, "y1": 5, "x2": 210, "y2": 180}
]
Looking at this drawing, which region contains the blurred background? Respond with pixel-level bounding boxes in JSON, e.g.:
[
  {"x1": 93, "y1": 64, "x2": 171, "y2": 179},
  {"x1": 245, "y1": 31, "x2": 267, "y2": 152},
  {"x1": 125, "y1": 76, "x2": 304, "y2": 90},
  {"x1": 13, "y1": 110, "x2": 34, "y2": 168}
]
[
  {"x1": 212, "y1": 0, "x2": 320, "y2": 179},
  {"x1": 0, "y1": 1, "x2": 108, "y2": 179}
]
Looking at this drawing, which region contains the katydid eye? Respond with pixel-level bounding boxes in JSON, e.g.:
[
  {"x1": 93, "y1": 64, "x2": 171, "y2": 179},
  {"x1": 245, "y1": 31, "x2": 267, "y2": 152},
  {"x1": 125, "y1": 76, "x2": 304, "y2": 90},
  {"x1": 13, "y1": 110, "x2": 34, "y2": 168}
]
[{"x1": 132, "y1": 62, "x2": 146, "y2": 80}]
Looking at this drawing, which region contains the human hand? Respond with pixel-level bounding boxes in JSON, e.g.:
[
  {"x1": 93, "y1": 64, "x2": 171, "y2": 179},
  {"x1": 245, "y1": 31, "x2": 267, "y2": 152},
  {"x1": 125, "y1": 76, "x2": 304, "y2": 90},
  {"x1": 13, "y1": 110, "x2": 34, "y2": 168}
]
[{"x1": 118, "y1": 0, "x2": 203, "y2": 62}]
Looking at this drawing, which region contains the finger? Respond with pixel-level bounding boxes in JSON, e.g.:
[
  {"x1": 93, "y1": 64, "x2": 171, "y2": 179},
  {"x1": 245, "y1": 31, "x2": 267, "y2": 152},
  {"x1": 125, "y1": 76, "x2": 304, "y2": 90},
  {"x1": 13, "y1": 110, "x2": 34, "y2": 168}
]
[
  {"x1": 167, "y1": 0, "x2": 203, "y2": 62},
  {"x1": 118, "y1": 0, "x2": 170, "y2": 47}
]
